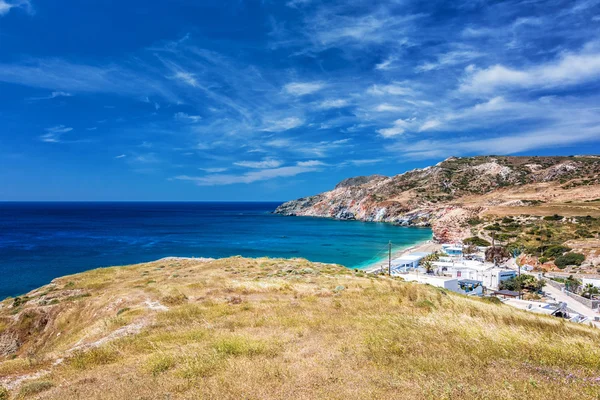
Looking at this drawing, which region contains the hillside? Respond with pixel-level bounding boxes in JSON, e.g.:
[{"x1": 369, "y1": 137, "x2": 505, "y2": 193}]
[
  {"x1": 276, "y1": 155, "x2": 600, "y2": 270},
  {"x1": 2, "y1": 257, "x2": 600, "y2": 399}
]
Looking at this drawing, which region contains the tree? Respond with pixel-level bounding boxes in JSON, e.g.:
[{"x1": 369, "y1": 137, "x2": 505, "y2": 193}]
[
  {"x1": 421, "y1": 261, "x2": 434, "y2": 274},
  {"x1": 581, "y1": 284, "x2": 600, "y2": 299},
  {"x1": 499, "y1": 275, "x2": 545, "y2": 292},
  {"x1": 565, "y1": 275, "x2": 582, "y2": 293},
  {"x1": 419, "y1": 252, "x2": 440, "y2": 274},
  {"x1": 485, "y1": 246, "x2": 510, "y2": 264},
  {"x1": 463, "y1": 244, "x2": 478, "y2": 255},
  {"x1": 555, "y1": 252, "x2": 585, "y2": 268}
]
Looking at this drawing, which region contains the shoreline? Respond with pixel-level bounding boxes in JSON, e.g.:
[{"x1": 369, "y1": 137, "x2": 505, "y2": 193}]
[{"x1": 362, "y1": 240, "x2": 441, "y2": 274}]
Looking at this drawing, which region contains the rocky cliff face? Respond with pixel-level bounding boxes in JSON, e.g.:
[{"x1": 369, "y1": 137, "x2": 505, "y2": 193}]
[{"x1": 275, "y1": 156, "x2": 600, "y2": 242}]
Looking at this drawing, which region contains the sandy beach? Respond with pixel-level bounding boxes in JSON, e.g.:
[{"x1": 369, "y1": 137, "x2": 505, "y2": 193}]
[{"x1": 363, "y1": 240, "x2": 441, "y2": 274}]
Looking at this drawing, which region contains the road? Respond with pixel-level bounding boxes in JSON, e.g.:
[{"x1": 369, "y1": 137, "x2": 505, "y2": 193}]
[{"x1": 506, "y1": 258, "x2": 599, "y2": 327}]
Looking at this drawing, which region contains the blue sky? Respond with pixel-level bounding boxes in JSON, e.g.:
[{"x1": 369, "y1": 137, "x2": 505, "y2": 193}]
[{"x1": 1, "y1": 0, "x2": 600, "y2": 201}]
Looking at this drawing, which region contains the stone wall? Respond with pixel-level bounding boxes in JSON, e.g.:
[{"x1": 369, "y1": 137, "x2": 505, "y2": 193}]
[
  {"x1": 543, "y1": 277, "x2": 600, "y2": 309},
  {"x1": 543, "y1": 278, "x2": 564, "y2": 291},
  {"x1": 564, "y1": 290, "x2": 600, "y2": 310}
]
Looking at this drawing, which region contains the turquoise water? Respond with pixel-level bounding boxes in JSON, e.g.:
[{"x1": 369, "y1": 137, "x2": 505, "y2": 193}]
[{"x1": 0, "y1": 202, "x2": 432, "y2": 297}]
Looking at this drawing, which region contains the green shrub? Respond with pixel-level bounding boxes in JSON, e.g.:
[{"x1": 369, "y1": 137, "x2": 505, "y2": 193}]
[
  {"x1": 540, "y1": 245, "x2": 571, "y2": 258},
  {"x1": 144, "y1": 353, "x2": 176, "y2": 376},
  {"x1": 69, "y1": 347, "x2": 119, "y2": 370},
  {"x1": 18, "y1": 381, "x2": 53, "y2": 397},
  {"x1": 463, "y1": 236, "x2": 491, "y2": 247},
  {"x1": 543, "y1": 214, "x2": 563, "y2": 221},
  {"x1": 555, "y1": 252, "x2": 585, "y2": 268}
]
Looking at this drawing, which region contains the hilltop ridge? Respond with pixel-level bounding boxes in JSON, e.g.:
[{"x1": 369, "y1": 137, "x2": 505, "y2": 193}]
[{"x1": 1, "y1": 256, "x2": 600, "y2": 399}]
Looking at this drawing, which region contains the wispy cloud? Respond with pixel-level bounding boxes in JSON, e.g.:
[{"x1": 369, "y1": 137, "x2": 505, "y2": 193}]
[
  {"x1": 234, "y1": 158, "x2": 283, "y2": 169},
  {"x1": 174, "y1": 112, "x2": 202, "y2": 123},
  {"x1": 39, "y1": 125, "x2": 73, "y2": 143},
  {"x1": 261, "y1": 117, "x2": 303, "y2": 132},
  {"x1": 0, "y1": 0, "x2": 32, "y2": 16},
  {"x1": 199, "y1": 167, "x2": 228, "y2": 173},
  {"x1": 27, "y1": 91, "x2": 72, "y2": 101},
  {"x1": 416, "y1": 50, "x2": 482, "y2": 72},
  {"x1": 318, "y1": 99, "x2": 348, "y2": 109},
  {"x1": 0, "y1": 59, "x2": 176, "y2": 100},
  {"x1": 284, "y1": 81, "x2": 325, "y2": 96},
  {"x1": 176, "y1": 162, "x2": 323, "y2": 186},
  {"x1": 377, "y1": 119, "x2": 412, "y2": 138},
  {"x1": 367, "y1": 83, "x2": 415, "y2": 96},
  {"x1": 460, "y1": 45, "x2": 600, "y2": 93},
  {"x1": 373, "y1": 103, "x2": 404, "y2": 113}
]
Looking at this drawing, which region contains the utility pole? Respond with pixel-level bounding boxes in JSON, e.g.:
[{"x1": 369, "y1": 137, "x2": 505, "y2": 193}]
[
  {"x1": 514, "y1": 247, "x2": 522, "y2": 300},
  {"x1": 491, "y1": 231, "x2": 497, "y2": 266},
  {"x1": 388, "y1": 241, "x2": 392, "y2": 276}
]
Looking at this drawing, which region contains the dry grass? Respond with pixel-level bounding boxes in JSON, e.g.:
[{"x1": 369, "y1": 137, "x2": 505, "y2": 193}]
[{"x1": 1, "y1": 257, "x2": 600, "y2": 399}]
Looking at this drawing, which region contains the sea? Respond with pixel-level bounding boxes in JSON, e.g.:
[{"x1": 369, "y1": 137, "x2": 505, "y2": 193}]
[{"x1": 0, "y1": 202, "x2": 432, "y2": 298}]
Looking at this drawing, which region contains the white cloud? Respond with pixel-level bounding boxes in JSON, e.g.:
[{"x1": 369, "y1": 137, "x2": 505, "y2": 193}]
[
  {"x1": 172, "y1": 71, "x2": 199, "y2": 87},
  {"x1": 0, "y1": 59, "x2": 176, "y2": 100},
  {"x1": 199, "y1": 167, "x2": 228, "y2": 173},
  {"x1": 368, "y1": 83, "x2": 415, "y2": 96},
  {"x1": 174, "y1": 112, "x2": 202, "y2": 123},
  {"x1": 27, "y1": 91, "x2": 72, "y2": 101},
  {"x1": 377, "y1": 119, "x2": 410, "y2": 138},
  {"x1": 0, "y1": 0, "x2": 32, "y2": 16},
  {"x1": 345, "y1": 159, "x2": 382, "y2": 166},
  {"x1": 261, "y1": 117, "x2": 303, "y2": 132},
  {"x1": 419, "y1": 120, "x2": 441, "y2": 131},
  {"x1": 115, "y1": 154, "x2": 127, "y2": 159},
  {"x1": 234, "y1": 158, "x2": 283, "y2": 169},
  {"x1": 460, "y1": 48, "x2": 600, "y2": 93},
  {"x1": 375, "y1": 57, "x2": 396, "y2": 71},
  {"x1": 176, "y1": 164, "x2": 322, "y2": 186},
  {"x1": 318, "y1": 99, "x2": 348, "y2": 109},
  {"x1": 39, "y1": 125, "x2": 73, "y2": 143},
  {"x1": 416, "y1": 50, "x2": 482, "y2": 72},
  {"x1": 296, "y1": 160, "x2": 326, "y2": 167},
  {"x1": 374, "y1": 103, "x2": 404, "y2": 112},
  {"x1": 400, "y1": 125, "x2": 600, "y2": 160},
  {"x1": 284, "y1": 81, "x2": 325, "y2": 96}
]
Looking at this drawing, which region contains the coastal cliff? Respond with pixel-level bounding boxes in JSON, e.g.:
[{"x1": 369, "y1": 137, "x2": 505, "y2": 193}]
[{"x1": 276, "y1": 155, "x2": 600, "y2": 243}]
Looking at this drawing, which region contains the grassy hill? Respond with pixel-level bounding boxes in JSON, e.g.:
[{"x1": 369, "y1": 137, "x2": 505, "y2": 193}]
[{"x1": 1, "y1": 257, "x2": 600, "y2": 399}]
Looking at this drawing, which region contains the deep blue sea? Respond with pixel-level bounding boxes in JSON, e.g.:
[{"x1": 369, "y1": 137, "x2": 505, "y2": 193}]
[{"x1": 0, "y1": 202, "x2": 431, "y2": 298}]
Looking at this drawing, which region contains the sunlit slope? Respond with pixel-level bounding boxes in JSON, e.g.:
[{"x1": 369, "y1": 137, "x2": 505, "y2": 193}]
[{"x1": 1, "y1": 257, "x2": 600, "y2": 399}]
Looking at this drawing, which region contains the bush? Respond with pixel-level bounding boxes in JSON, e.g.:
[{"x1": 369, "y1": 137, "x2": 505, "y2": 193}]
[
  {"x1": 543, "y1": 214, "x2": 563, "y2": 221},
  {"x1": 18, "y1": 381, "x2": 53, "y2": 397},
  {"x1": 69, "y1": 347, "x2": 119, "y2": 370},
  {"x1": 0, "y1": 386, "x2": 8, "y2": 400},
  {"x1": 144, "y1": 353, "x2": 176, "y2": 376},
  {"x1": 555, "y1": 252, "x2": 585, "y2": 268},
  {"x1": 540, "y1": 245, "x2": 571, "y2": 258},
  {"x1": 463, "y1": 237, "x2": 491, "y2": 247}
]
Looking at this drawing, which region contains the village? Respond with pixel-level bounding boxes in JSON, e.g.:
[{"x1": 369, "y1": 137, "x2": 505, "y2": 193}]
[{"x1": 366, "y1": 241, "x2": 600, "y2": 327}]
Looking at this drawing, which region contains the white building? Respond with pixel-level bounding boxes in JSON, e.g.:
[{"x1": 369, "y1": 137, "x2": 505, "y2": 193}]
[
  {"x1": 390, "y1": 252, "x2": 430, "y2": 273},
  {"x1": 441, "y1": 244, "x2": 463, "y2": 257},
  {"x1": 432, "y1": 259, "x2": 516, "y2": 290},
  {"x1": 398, "y1": 273, "x2": 460, "y2": 292}
]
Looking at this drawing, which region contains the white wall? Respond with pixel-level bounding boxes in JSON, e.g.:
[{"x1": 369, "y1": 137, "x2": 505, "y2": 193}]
[{"x1": 583, "y1": 278, "x2": 600, "y2": 288}]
